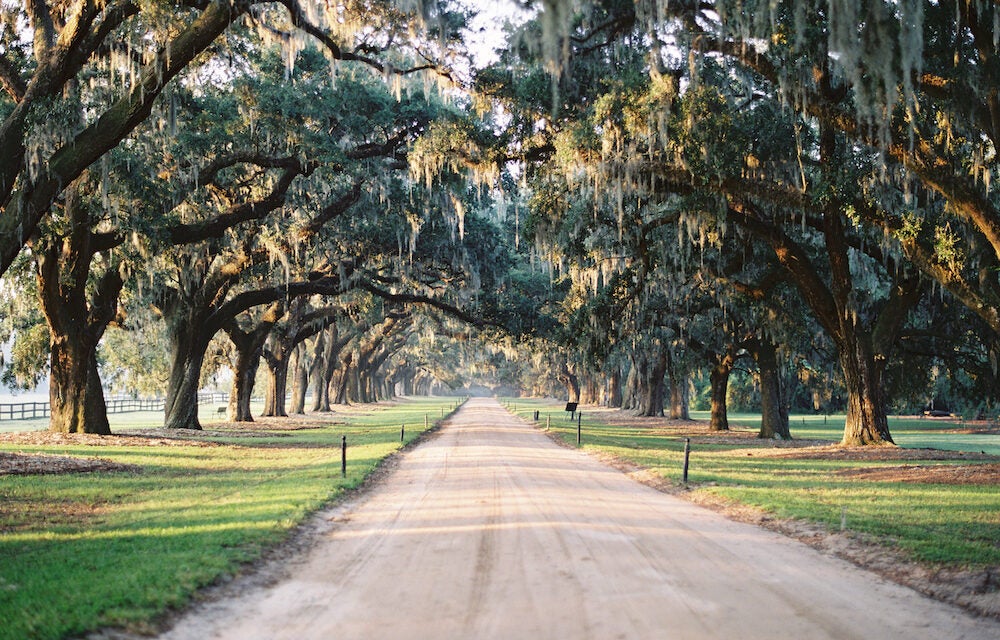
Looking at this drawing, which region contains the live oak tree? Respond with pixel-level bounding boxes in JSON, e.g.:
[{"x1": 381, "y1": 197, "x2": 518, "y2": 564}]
[
  {"x1": 9, "y1": 0, "x2": 1000, "y2": 437},
  {"x1": 0, "y1": 1, "x2": 471, "y2": 433},
  {"x1": 486, "y1": 1, "x2": 936, "y2": 445},
  {"x1": 20, "y1": 47, "x2": 349, "y2": 433},
  {"x1": 524, "y1": 0, "x2": 1000, "y2": 438},
  {"x1": 712, "y1": 244, "x2": 811, "y2": 440},
  {"x1": 111, "y1": 31, "x2": 468, "y2": 431},
  {"x1": 223, "y1": 301, "x2": 286, "y2": 422},
  {"x1": 259, "y1": 298, "x2": 340, "y2": 416}
]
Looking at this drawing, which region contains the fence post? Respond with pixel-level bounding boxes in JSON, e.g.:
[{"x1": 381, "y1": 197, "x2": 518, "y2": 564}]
[
  {"x1": 577, "y1": 412, "x2": 582, "y2": 445},
  {"x1": 401, "y1": 424, "x2": 405, "y2": 442},
  {"x1": 683, "y1": 438, "x2": 691, "y2": 484},
  {"x1": 341, "y1": 435, "x2": 347, "y2": 477}
]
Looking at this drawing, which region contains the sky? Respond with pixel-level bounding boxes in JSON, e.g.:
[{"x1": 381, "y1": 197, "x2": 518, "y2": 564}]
[{"x1": 462, "y1": 0, "x2": 533, "y2": 67}]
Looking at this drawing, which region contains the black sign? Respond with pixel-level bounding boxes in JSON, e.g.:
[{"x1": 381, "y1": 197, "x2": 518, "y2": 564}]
[{"x1": 565, "y1": 402, "x2": 578, "y2": 412}]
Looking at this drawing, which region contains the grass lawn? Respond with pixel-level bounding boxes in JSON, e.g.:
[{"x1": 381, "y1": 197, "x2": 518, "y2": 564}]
[
  {"x1": 505, "y1": 398, "x2": 1000, "y2": 570},
  {"x1": 0, "y1": 397, "x2": 464, "y2": 640}
]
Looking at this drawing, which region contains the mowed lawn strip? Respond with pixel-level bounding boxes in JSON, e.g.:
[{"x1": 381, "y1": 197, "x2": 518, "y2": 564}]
[
  {"x1": 0, "y1": 397, "x2": 463, "y2": 640},
  {"x1": 507, "y1": 399, "x2": 1000, "y2": 568}
]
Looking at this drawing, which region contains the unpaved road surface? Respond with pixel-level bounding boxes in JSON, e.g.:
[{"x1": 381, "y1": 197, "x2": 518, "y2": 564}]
[{"x1": 160, "y1": 398, "x2": 1000, "y2": 639}]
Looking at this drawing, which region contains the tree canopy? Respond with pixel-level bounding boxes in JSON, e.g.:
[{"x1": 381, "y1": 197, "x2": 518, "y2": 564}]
[{"x1": 0, "y1": 0, "x2": 998, "y2": 446}]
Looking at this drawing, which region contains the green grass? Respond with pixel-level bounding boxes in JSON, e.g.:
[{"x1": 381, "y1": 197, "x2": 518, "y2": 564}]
[
  {"x1": 504, "y1": 398, "x2": 1000, "y2": 569},
  {"x1": 0, "y1": 396, "x2": 464, "y2": 640}
]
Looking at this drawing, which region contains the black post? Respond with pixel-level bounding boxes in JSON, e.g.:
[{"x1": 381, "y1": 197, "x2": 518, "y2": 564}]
[
  {"x1": 577, "y1": 412, "x2": 582, "y2": 446},
  {"x1": 682, "y1": 438, "x2": 691, "y2": 484},
  {"x1": 341, "y1": 435, "x2": 347, "y2": 477},
  {"x1": 401, "y1": 424, "x2": 405, "y2": 442},
  {"x1": 534, "y1": 410, "x2": 539, "y2": 421}
]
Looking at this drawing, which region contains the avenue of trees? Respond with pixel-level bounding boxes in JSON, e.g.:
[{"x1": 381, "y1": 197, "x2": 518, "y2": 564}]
[{"x1": 1, "y1": 0, "x2": 999, "y2": 449}]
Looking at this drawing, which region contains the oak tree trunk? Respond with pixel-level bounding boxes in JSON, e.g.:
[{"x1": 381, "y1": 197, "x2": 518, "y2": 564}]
[
  {"x1": 263, "y1": 355, "x2": 290, "y2": 417},
  {"x1": 559, "y1": 358, "x2": 581, "y2": 404},
  {"x1": 224, "y1": 302, "x2": 283, "y2": 422},
  {"x1": 753, "y1": 339, "x2": 791, "y2": 439},
  {"x1": 34, "y1": 180, "x2": 123, "y2": 435},
  {"x1": 667, "y1": 350, "x2": 689, "y2": 420},
  {"x1": 622, "y1": 355, "x2": 640, "y2": 411},
  {"x1": 290, "y1": 345, "x2": 308, "y2": 414},
  {"x1": 708, "y1": 354, "x2": 733, "y2": 431},
  {"x1": 638, "y1": 349, "x2": 667, "y2": 417},
  {"x1": 228, "y1": 350, "x2": 260, "y2": 422},
  {"x1": 334, "y1": 352, "x2": 353, "y2": 405},
  {"x1": 607, "y1": 367, "x2": 623, "y2": 408},
  {"x1": 310, "y1": 335, "x2": 331, "y2": 412},
  {"x1": 48, "y1": 338, "x2": 110, "y2": 435},
  {"x1": 164, "y1": 327, "x2": 208, "y2": 430},
  {"x1": 838, "y1": 330, "x2": 893, "y2": 446}
]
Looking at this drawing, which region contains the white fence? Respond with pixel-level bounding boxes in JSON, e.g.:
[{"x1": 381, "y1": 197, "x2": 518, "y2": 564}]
[{"x1": 0, "y1": 391, "x2": 230, "y2": 421}]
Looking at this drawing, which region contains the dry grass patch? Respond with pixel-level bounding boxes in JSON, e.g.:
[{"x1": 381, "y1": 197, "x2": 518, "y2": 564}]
[
  {"x1": 729, "y1": 443, "x2": 997, "y2": 461},
  {"x1": 0, "y1": 451, "x2": 140, "y2": 476},
  {"x1": 0, "y1": 430, "x2": 222, "y2": 447},
  {"x1": 837, "y1": 463, "x2": 1000, "y2": 485}
]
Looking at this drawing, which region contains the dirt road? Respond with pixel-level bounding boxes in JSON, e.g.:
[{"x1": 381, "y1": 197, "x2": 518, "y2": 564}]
[{"x1": 159, "y1": 398, "x2": 1000, "y2": 639}]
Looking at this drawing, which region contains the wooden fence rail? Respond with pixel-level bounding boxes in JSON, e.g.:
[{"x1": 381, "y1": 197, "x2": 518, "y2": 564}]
[
  {"x1": 0, "y1": 402, "x2": 50, "y2": 421},
  {"x1": 0, "y1": 392, "x2": 230, "y2": 421}
]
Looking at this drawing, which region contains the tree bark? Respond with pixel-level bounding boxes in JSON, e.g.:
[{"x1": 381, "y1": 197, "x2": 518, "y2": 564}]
[
  {"x1": 289, "y1": 344, "x2": 308, "y2": 414},
  {"x1": 228, "y1": 346, "x2": 260, "y2": 422},
  {"x1": 346, "y1": 358, "x2": 361, "y2": 403},
  {"x1": 638, "y1": 348, "x2": 667, "y2": 417},
  {"x1": 259, "y1": 302, "x2": 337, "y2": 416},
  {"x1": 622, "y1": 354, "x2": 640, "y2": 411},
  {"x1": 315, "y1": 325, "x2": 346, "y2": 411},
  {"x1": 838, "y1": 328, "x2": 893, "y2": 445},
  {"x1": 307, "y1": 333, "x2": 327, "y2": 411},
  {"x1": 334, "y1": 351, "x2": 353, "y2": 404},
  {"x1": 752, "y1": 338, "x2": 791, "y2": 440},
  {"x1": 666, "y1": 350, "x2": 689, "y2": 420},
  {"x1": 607, "y1": 366, "x2": 623, "y2": 408},
  {"x1": 558, "y1": 358, "x2": 581, "y2": 403},
  {"x1": 708, "y1": 351, "x2": 734, "y2": 431},
  {"x1": 164, "y1": 320, "x2": 209, "y2": 430},
  {"x1": 319, "y1": 321, "x2": 364, "y2": 409},
  {"x1": 224, "y1": 302, "x2": 284, "y2": 422},
  {"x1": 48, "y1": 337, "x2": 111, "y2": 435},
  {"x1": 263, "y1": 351, "x2": 290, "y2": 417}
]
